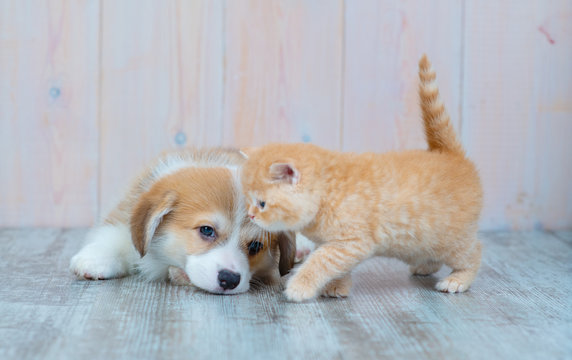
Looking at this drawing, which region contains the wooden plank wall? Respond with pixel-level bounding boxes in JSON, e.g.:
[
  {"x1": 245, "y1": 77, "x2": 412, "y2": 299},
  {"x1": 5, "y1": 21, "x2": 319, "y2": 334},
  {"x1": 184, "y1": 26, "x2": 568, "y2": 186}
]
[
  {"x1": 1, "y1": 0, "x2": 570, "y2": 230},
  {"x1": 0, "y1": 1, "x2": 100, "y2": 226}
]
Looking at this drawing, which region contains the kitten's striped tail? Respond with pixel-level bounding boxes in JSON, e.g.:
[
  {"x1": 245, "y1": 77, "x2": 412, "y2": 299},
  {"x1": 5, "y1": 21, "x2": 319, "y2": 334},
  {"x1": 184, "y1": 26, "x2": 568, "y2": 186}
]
[{"x1": 418, "y1": 54, "x2": 465, "y2": 156}]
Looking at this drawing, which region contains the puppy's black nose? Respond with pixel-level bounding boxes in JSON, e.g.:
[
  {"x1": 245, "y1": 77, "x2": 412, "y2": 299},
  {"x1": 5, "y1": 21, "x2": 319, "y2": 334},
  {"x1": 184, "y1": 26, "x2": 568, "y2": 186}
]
[{"x1": 218, "y1": 269, "x2": 241, "y2": 290}]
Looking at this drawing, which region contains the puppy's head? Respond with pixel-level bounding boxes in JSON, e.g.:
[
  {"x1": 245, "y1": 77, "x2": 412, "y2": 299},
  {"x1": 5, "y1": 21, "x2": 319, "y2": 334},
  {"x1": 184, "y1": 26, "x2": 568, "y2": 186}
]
[{"x1": 131, "y1": 167, "x2": 295, "y2": 294}]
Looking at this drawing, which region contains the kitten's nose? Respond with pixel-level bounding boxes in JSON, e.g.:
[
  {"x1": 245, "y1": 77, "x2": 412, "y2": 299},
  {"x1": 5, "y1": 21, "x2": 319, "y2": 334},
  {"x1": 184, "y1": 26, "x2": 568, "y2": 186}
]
[
  {"x1": 249, "y1": 214, "x2": 255, "y2": 219},
  {"x1": 218, "y1": 269, "x2": 241, "y2": 290}
]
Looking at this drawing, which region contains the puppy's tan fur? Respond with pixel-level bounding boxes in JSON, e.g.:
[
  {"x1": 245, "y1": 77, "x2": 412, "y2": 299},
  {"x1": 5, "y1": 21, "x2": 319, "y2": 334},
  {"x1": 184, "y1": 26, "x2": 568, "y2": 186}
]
[
  {"x1": 241, "y1": 55, "x2": 483, "y2": 301},
  {"x1": 71, "y1": 148, "x2": 295, "y2": 293}
]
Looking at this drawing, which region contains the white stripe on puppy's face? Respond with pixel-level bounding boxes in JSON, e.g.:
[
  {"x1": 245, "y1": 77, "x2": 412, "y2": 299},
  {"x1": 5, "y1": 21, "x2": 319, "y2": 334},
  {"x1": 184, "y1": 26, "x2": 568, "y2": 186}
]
[
  {"x1": 183, "y1": 173, "x2": 252, "y2": 294},
  {"x1": 139, "y1": 165, "x2": 281, "y2": 294},
  {"x1": 185, "y1": 229, "x2": 251, "y2": 294}
]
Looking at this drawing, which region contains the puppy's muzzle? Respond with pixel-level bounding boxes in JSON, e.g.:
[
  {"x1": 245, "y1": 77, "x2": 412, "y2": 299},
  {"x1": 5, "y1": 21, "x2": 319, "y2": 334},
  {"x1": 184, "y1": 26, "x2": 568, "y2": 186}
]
[{"x1": 218, "y1": 269, "x2": 241, "y2": 290}]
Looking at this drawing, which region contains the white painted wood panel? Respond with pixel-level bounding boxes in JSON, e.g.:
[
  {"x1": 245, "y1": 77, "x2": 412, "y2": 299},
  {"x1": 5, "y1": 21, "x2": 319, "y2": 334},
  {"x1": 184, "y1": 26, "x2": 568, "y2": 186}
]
[
  {"x1": 99, "y1": 0, "x2": 224, "y2": 216},
  {"x1": 0, "y1": 0, "x2": 99, "y2": 226},
  {"x1": 0, "y1": 1, "x2": 570, "y2": 230},
  {"x1": 462, "y1": 0, "x2": 572, "y2": 230},
  {"x1": 531, "y1": 2, "x2": 572, "y2": 229},
  {"x1": 343, "y1": 0, "x2": 463, "y2": 153},
  {"x1": 222, "y1": 0, "x2": 343, "y2": 150}
]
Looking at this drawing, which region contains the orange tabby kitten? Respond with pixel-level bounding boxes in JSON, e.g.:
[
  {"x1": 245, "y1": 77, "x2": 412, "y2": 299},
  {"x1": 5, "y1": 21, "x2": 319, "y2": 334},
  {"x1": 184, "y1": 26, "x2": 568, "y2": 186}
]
[{"x1": 241, "y1": 55, "x2": 483, "y2": 302}]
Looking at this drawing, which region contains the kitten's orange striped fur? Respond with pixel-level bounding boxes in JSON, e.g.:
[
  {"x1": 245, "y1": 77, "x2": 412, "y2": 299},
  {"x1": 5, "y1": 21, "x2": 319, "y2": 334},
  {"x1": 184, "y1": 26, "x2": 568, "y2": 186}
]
[{"x1": 241, "y1": 55, "x2": 483, "y2": 302}]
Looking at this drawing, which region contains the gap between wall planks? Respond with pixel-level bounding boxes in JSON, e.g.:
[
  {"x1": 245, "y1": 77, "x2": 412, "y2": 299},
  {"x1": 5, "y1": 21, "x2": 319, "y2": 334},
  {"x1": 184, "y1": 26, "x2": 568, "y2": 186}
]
[
  {"x1": 0, "y1": 1, "x2": 100, "y2": 226},
  {"x1": 99, "y1": 0, "x2": 224, "y2": 216},
  {"x1": 221, "y1": 0, "x2": 343, "y2": 150},
  {"x1": 343, "y1": 0, "x2": 463, "y2": 153},
  {"x1": 462, "y1": 0, "x2": 572, "y2": 230},
  {"x1": 0, "y1": 0, "x2": 570, "y2": 230}
]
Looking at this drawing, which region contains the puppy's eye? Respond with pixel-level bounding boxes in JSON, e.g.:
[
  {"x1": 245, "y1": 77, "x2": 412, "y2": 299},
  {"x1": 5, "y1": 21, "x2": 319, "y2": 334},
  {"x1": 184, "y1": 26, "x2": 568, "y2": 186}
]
[
  {"x1": 199, "y1": 226, "x2": 215, "y2": 239},
  {"x1": 248, "y1": 241, "x2": 264, "y2": 256},
  {"x1": 258, "y1": 200, "x2": 266, "y2": 209}
]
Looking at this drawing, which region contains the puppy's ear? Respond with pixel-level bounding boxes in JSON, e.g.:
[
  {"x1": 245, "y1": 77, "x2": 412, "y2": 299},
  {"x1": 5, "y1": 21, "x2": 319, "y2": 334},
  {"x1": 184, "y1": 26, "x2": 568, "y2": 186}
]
[
  {"x1": 277, "y1": 231, "x2": 296, "y2": 276},
  {"x1": 269, "y1": 163, "x2": 300, "y2": 185},
  {"x1": 131, "y1": 190, "x2": 177, "y2": 256}
]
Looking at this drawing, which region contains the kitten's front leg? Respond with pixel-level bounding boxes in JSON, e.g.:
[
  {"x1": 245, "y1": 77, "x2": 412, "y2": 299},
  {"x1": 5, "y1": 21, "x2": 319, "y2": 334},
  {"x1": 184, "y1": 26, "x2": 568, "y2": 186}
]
[
  {"x1": 284, "y1": 240, "x2": 374, "y2": 302},
  {"x1": 321, "y1": 274, "x2": 352, "y2": 298}
]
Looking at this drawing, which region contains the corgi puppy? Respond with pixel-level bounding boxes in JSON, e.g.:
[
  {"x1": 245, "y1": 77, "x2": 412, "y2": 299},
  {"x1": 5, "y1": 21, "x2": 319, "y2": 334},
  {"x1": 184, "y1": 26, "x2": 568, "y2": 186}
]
[{"x1": 70, "y1": 148, "x2": 295, "y2": 294}]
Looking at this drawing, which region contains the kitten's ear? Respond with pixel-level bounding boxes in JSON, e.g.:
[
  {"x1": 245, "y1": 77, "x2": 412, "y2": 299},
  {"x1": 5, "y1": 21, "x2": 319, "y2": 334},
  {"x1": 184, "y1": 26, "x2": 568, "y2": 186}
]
[
  {"x1": 269, "y1": 163, "x2": 300, "y2": 185},
  {"x1": 131, "y1": 190, "x2": 177, "y2": 256},
  {"x1": 277, "y1": 231, "x2": 296, "y2": 276},
  {"x1": 239, "y1": 147, "x2": 259, "y2": 159}
]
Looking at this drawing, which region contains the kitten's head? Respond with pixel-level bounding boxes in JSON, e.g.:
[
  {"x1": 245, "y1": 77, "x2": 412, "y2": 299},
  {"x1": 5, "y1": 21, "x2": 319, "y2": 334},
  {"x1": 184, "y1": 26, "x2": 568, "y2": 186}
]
[{"x1": 240, "y1": 144, "x2": 322, "y2": 232}]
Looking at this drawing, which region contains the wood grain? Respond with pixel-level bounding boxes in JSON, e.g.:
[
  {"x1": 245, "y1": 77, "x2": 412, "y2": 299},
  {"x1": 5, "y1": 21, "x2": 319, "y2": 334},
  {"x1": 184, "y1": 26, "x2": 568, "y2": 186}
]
[
  {"x1": 0, "y1": 1, "x2": 99, "y2": 226},
  {"x1": 99, "y1": 0, "x2": 224, "y2": 215},
  {"x1": 343, "y1": 0, "x2": 463, "y2": 153},
  {"x1": 462, "y1": 0, "x2": 572, "y2": 230},
  {"x1": 0, "y1": 229, "x2": 570, "y2": 359},
  {"x1": 222, "y1": 0, "x2": 343, "y2": 149},
  {"x1": 0, "y1": 0, "x2": 571, "y2": 230},
  {"x1": 531, "y1": 2, "x2": 572, "y2": 229}
]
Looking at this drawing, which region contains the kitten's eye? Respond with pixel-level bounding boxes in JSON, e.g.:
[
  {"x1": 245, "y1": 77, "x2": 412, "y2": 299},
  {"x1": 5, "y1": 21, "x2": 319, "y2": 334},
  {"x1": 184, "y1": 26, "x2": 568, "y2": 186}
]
[
  {"x1": 248, "y1": 240, "x2": 264, "y2": 256},
  {"x1": 199, "y1": 226, "x2": 215, "y2": 240},
  {"x1": 258, "y1": 200, "x2": 266, "y2": 209}
]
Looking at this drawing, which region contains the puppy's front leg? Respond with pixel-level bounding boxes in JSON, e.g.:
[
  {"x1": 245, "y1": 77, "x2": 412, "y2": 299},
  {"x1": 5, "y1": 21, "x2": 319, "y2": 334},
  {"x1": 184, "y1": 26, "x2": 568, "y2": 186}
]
[
  {"x1": 284, "y1": 239, "x2": 374, "y2": 302},
  {"x1": 70, "y1": 224, "x2": 139, "y2": 280},
  {"x1": 294, "y1": 233, "x2": 315, "y2": 263},
  {"x1": 168, "y1": 266, "x2": 191, "y2": 286}
]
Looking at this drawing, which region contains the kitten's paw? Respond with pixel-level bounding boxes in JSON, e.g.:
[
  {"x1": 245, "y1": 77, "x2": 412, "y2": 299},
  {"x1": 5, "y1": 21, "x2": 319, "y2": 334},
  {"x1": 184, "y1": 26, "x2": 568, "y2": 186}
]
[
  {"x1": 410, "y1": 261, "x2": 442, "y2": 276},
  {"x1": 435, "y1": 277, "x2": 468, "y2": 293},
  {"x1": 284, "y1": 275, "x2": 319, "y2": 302},
  {"x1": 70, "y1": 251, "x2": 129, "y2": 280},
  {"x1": 284, "y1": 284, "x2": 317, "y2": 302},
  {"x1": 295, "y1": 234, "x2": 315, "y2": 263},
  {"x1": 321, "y1": 276, "x2": 351, "y2": 298}
]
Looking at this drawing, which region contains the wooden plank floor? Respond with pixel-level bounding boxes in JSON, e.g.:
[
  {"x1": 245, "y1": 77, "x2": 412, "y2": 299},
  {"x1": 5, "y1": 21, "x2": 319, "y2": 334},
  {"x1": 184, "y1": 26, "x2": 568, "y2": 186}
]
[{"x1": 0, "y1": 229, "x2": 570, "y2": 360}]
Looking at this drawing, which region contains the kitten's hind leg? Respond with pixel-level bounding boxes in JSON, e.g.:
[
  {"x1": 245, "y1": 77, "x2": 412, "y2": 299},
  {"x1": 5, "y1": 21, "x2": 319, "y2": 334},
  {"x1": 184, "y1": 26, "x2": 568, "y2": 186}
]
[
  {"x1": 436, "y1": 239, "x2": 482, "y2": 293},
  {"x1": 410, "y1": 260, "x2": 442, "y2": 276},
  {"x1": 285, "y1": 239, "x2": 374, "y2": 302},
  {"x1": 321, "y1": 274, "x2": 352, "y2": 298}
]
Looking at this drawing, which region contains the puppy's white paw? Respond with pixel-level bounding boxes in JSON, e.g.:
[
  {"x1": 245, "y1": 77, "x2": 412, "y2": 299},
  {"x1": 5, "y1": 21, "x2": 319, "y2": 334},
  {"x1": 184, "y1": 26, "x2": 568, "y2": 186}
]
[
  {"x1": 70, "y1": 251, "x2": 129, "y2": 280},
  {"x1": 70, "y1": 224, "x2": 137, "y2": 280},
  {"x1": 295, "y1": 233, "x2": 315, "y2": 263},
  {"x1": 295, "y1": 249, "x2": 311, "y2": 264}
]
